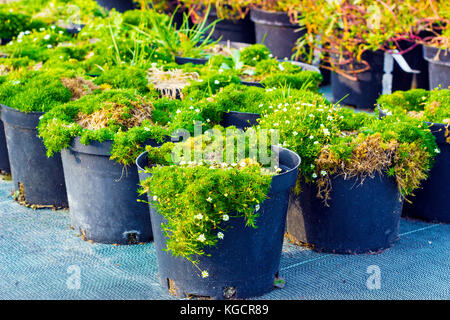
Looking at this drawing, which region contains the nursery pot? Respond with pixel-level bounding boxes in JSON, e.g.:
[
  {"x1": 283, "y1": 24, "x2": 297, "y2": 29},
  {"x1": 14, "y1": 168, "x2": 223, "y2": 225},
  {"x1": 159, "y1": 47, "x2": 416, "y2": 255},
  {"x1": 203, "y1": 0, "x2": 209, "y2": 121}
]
[
  {"x1": 95, "y1": 0, "x2": 135, "y2": 12},
  {"x1": 423, "y1": 46, "x2": 450, "y2": 89},
  {"x1": 378, "y1": 108, "x2": 450, "y2": 223},
  {"x1": 174, "y1": 56, "x2": 208, "y2": 65},
  {"x1": 331, "y1": 50, "x2": 386, "y2": 109},
  {"x1": 220, "y1": 111, "x2": 261, "y2": 130},
  {"x1": 332, "y1": 48, "x2": 430, "y2": 109},
  {"x1": 61, "y1": 138, "x2": 154, "y2": 244},
  {"x1": 0, "y1": 105, "x2": 67, "y2": 207},
  {"x1": 403, "y1": 123, "x2": 450, "y2": 223},
  {"x1": 0, "y1": 117, "x2": 10, "y2": 174},
  {"x1": 205, "y1": 6, "x2": 255, "y2": 44},
  {"x1": 137, "y1": 146, "x2": 301, "y2": 299},
  {"x1": 250, "y1": 8, "x2": 305, "y2": 59},
  {"x1": 286, "y1": 173, "x2": 403, "y2": 254}
]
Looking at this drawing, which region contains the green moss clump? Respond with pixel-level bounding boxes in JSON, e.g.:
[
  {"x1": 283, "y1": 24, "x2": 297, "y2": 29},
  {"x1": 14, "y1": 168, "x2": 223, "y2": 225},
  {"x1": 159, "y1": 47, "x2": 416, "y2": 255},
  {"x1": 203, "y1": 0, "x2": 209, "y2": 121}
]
[
  {"x1": 0, "y1": 69, "x2": 73, "y2": 113},
  {"x1": 38, "y1": 89, "x2": 169, "y2": 165},
  {"x1": 93, "y1": 65, "x2": 151, "y2": 94},
  {"x1": 240, "y1": 44, "x2": 271, "y2": 66}
]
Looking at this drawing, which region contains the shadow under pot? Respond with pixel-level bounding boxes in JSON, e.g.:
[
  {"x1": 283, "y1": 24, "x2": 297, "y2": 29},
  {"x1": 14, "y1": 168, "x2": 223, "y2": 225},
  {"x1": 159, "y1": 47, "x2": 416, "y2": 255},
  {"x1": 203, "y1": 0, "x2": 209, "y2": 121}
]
[
  {"x1": 250, "y1": 8, "x2": 304, "y2": 59},
  {"x1": 0, "y1": 105, "x2": 68, "y2": 207},
  {"x1": 220, "y1": 111, "x2": 261, "y2": 130},
  {"x1": 136, "y1": 146, "x2": 301, "y2": 299},
  {"x1": 286, "y1": 173, "x2": 403, "y2": 254},
  {"x1": 0, "y1": 117, "x2": 10, "y2": 174},
  {"x1": 61, "y1": 138, "x2": 154, "y2": 244},
  {"x1": 423, "y1": 46, "x2": 450, "y2": 89}
]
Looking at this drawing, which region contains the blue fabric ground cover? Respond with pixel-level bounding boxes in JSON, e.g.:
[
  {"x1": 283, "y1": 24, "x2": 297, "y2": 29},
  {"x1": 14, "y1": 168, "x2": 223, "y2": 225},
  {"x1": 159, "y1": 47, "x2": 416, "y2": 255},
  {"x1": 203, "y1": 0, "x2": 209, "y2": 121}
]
[{"x1": 0, "y1": 178, "x2": 448, "y2": 300}]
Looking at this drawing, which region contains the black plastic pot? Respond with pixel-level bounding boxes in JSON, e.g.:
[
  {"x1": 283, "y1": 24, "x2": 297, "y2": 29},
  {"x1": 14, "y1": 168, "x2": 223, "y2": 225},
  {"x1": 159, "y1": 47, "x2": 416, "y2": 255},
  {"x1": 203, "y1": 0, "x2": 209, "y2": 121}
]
[
  {"x1": 286, "y1": 173, "x2": 403, "y2": 254},
  {"x1": 0, "y1": 105, "x2": 67, "y2": 207},
  {"x1": 206, "y1": 7, "x2": 255, "y2": 44},
  {"x1": 331, "y1": 50, "x2": 385, "y2": 109},
  {"x1": 174, "y1": 56, "x2": 208, "y2": 65},
  {"x1": 378, "y1": 108, "x2": 450, "y2": 223},
  {"x1": 250, "y1": 8, "x2": 304, "y2": 59},
  {"x1": 220, "y1": 111, "x2": 261, "y2": 130},
  {"x1": 0, "y1": 119, "x2": 10, "y2": 174},
  {"x1": 332, "y1": 48, "x2": 430, "y2": 109},
  {"x1": 137, "y1": 146, "x2": 301, "y2": 299},
  {"x1": 403, "y1": 123, "x2": 450, "y2": 223},
  {"x1": 423, "y1": 46, "x2": 450, "y2": 89},
  {"x1": 95, "y1": 0, "x2": 135, "y2": 12},
  {"x1": 61, "y1": 138, "x2": 154, "y2": 244}
]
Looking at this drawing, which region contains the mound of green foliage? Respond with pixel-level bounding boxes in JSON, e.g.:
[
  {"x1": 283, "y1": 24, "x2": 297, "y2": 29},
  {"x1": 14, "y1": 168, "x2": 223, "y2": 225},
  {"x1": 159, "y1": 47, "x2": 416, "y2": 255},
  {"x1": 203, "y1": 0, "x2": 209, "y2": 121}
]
[
  {"x1": 139, "y1": 128, "x2": 277, "y2": 278},
  {"x1": 0, "y1": 10, "x2": 47, "y2": 41},
  {"x1": 0, "y1": 69, "x2": 74, "y2": 112},
  {"x1": 38, "y1": 89, "x2": 169, "y2": 165},
  {"x1": 377, "y1": 88, "x2": 450, "y2": 124},
  {"x1": 258, "y1": 93, "x2": 438, "y2": 203}
]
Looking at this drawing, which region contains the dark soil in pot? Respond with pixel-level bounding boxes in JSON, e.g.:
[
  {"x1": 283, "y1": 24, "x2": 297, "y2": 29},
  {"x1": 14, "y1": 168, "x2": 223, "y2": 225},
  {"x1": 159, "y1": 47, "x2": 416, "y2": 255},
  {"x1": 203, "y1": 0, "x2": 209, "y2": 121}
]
[
  {"x1": 250, "y1": 8, "x2": 304, "y2": 59},
  {"x1": 220, "y1": 111, "x2": 260, "y2": 130},
  {"x1": 95, "y1": 0, "x2": 135, "y2": 12},
  {"x1": 61, "y1": 137, "x2": 154, "y2": 244},
  {"x1": 423, "y1": 46, "x2": 450, "y2": 89},
  {"x1": 0, "y1": 105, "x2": 67, "y2": 207},
  {"x1": 286, "y1": 173, "x2": 403, "y2": 254},
  {"x1": 205, "y1": 6, "x2": 255, "y2": 44},
  {"x1": 137, "y1": 146, "x2": 301, "y2": 299},
  {"x1": 0, "y1": 118, "x2": 10, "y2": 174}
]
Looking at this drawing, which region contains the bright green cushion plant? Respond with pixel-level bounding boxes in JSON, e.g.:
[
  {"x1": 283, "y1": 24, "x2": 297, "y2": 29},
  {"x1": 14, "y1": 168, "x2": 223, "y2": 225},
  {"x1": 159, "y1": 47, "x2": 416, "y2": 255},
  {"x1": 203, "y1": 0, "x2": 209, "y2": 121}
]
[
  {"x1": 258, "y1": 92, "x2": 438, "y2": 203},
  {"x1": 208, "y1": 44, "x2": 323, "y2": 90},
  {"x1": 377, "y1": 88, "x2": 450, "y2": 125},
  {"x1": 139, "y1": 128, "x2": 278, "y2": 278},
  {"x1": 38, "y1": 89, "x2": 169, "y2": 166},
  {"x1": 0, "y1": 10, "x2": 47, "y2": 41},
  {"x1": 0, "y1": 69, "x2": 74, "y2": 113}
]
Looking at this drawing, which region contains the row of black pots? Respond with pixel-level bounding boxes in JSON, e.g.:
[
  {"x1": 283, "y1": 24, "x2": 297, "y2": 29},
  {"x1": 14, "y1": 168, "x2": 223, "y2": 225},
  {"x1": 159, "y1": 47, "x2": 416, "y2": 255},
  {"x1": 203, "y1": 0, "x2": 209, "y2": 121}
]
[
  {"x1": 332, "y1": 44, "x2": 448, "y2": 109},
  {"x1": 378, "y1": 107, "x2": 450, "y2": 223},
  {"x1": 0, "y1": 104, "x2": 152, "y2": 244}
]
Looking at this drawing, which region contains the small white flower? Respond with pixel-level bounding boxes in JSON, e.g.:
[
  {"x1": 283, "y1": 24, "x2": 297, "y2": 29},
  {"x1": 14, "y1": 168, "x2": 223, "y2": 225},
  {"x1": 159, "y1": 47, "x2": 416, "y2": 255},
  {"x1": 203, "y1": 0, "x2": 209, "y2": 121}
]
[
  {"x1": 312, "y1": 173, "x2": 317, "y2": 178},
  {"x1": 197, "y1": 234, "x2": 206, "y2": 242},
  {"x1": 218, "y1": 69, "x2": 224, "y2": 73},
  {"x1": 321, "y1": 170, "x2": 327, "y2": 176},
  {"x1": 51, "y1": 25, "x2": 56, "y2": 30},
  {"x1": 293, "y1": 131, "x2": 298, "y2": 136},
  {"x1": 259, "y1": 103, "x2": 264, "y2": 108},
  {"x1": 255, "y1": 204, "x2": 260, "y2": 212},
  {"x1": 189, "y1": 105, "x2": 194, "y2": 110},
  {"x1": 310, "y1": 164, "x2": 315, "y2": 168},
  {"x1": 309, "y1": 135, "x2": 314, "y2": 139},
  {"x1": 214, "y1": 80, "x2": 220, "y2": 85},
  {"x1": 217, "y1": 232, "x2": 224, "y2": 239},
  {"x1": 285, "y1": 120, "x2": 290, "y2": 124},
  {"x1": 195, "y1": 109, "x2": 200, "y2": 113},
  {"x1": 313, "y1": 141, "x2": 319, "y2": 145},
  {"x1": 309, "y1": 114, "x2": 315, "y2": 118},
  {"x1": 47, "y1": 44, "x2": 53, "y2": 49},
  {"x1": 323, "y1": 128, "x2": 330, "y2": 136},
  {"x1": 58, "y1": 30, "x2": 63, "y2": 35},
  {"x1": 222, "y1": 214, "x2": 229, "y2": 221},
  {"x1": 44, "y1": 34, "x2": 51, "y2": 40},
  {"x1": 39, "y1": 27, "x2": 45, "y2": 31},
  {"x1": 176, "y1": 109, "x2": 181, "y2": 114},
  {"x1": 327, "y1": 116, "x2": 333, "y2": 121},
  {"x1": 194, "y1": 214, "x2": 203, "y2": 220},
  {"x1": 435, "y1": 148, "x2": 441, "y2": 154},
  {"x1": 152, "y1": 195, "x2": 158, "y2": 201},
  {"x1": 201, "y1": 270, "x2": 209, "y2": 278},
  {"x1": 206, "y1": 197, "x2": 213, "y2": 203}
]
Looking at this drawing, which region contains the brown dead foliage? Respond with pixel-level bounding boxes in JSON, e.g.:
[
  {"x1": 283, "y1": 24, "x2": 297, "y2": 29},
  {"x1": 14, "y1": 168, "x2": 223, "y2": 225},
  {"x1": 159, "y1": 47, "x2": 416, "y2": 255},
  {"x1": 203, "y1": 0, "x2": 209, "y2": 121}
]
[
  {"x1": 62, "y1": 76, "x2": 100, "y2": 100},
  {"x1": 76, "y1": 99, "x2": 153, "y2": 131}
]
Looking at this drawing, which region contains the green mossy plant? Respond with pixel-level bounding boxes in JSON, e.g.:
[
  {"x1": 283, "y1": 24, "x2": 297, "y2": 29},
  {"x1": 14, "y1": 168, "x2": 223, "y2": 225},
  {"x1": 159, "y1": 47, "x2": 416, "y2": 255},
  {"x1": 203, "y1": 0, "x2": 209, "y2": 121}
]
[
  {"x1": 0, "y1": 69, "x2": 73, "y2": 113},
  {"x1": 377, "y1": 88, "x2": 450, "y2": 124},
  {"x1": 139, "y1": 129, "x2": 276, "y2": 277},
  {"x1": 38, "y1": 89, "x2": 169, "y2": 166}
]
